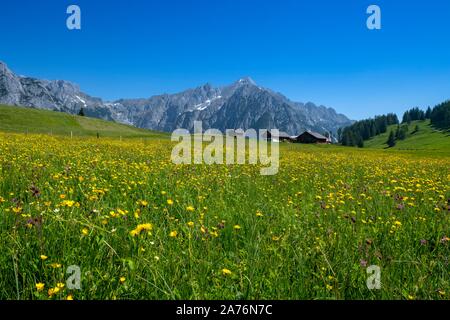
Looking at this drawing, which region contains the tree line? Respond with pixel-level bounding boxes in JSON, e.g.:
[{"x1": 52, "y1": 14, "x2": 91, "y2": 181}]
[
  {"x1": 429, "y1": 100, "x2": 450, "y2": 130},
  {"x1": 338, "y1": 100, "x2": 450, "y2": 147},
  {"x1": 338, "y1": 113, "x2": 399, "y2": 147}
]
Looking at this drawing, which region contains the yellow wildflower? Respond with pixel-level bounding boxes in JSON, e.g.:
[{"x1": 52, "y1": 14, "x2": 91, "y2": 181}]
[
  {"x1": 130, "y1": 223, "x2": 153, "y2": 236},
  {"x1": 169, "y1": 230, "x2": 178, "y2": 238},
  {"x1": 222, "y1": 268, "x2": 232, "y2": 276},
  {"x1": 48, "y1": 287, "x2": 60, "y2": 297},
  {"x1": 36, "y1": 283, "x2": 45, "y2": 292},
  {"x1": 12, "y1": 207, "x2": 22, "y2": 214}
]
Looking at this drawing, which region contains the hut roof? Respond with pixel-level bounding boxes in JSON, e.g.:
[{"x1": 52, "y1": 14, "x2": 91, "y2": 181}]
[
  {"x1": 302, "y1": 131, "x2": 328, "y2": 140},
  {"x1": 262, "y1": 130, "x2": 292, "y2": 138}
]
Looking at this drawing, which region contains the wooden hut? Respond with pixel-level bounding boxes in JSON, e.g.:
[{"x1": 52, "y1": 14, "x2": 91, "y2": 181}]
[
  {"x1": 262, "y1": 130, "x2": 294, "y2": 142},
  {"x1": 295, "y1": 131, "x2": 330, "y2": 144}
]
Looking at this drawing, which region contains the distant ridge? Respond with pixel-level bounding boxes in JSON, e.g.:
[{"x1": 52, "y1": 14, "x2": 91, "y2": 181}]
[{"x1": 0, "y1": 61, "x2": 353, "y2": 136}]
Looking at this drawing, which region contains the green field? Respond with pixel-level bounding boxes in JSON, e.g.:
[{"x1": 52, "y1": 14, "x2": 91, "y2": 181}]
[
  {"x1": 0, "y1": 106, "x2": 448, "y2": 300},
  {"x1": 0, "y1": 104, "x2": 168, "y2": 139}
]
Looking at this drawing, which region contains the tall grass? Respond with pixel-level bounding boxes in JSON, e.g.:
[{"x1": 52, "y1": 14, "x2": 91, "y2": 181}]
[{"x1": 0, "y1": 132, "x2": 448, "y2": 300}]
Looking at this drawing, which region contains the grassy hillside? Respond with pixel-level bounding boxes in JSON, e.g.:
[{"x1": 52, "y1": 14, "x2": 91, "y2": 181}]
[
  {"x1": 0, "y1": 104, "x2": 169, "y2": 139},
  {"x1": 364, "y1": 120, "x2": 450, "y2": 151}
]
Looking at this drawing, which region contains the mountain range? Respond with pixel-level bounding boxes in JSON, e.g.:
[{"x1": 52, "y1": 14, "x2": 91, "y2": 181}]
[{"x1": 0, "y1": 61, "x2": 352, "y2": 136}]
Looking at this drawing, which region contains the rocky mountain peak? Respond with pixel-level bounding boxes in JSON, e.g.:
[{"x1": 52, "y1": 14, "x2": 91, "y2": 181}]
[
  {"x1": 0, "y1": 61, "x2": 353, "y2": 137},
  {"x1": 0, "y1": 61, "x2": 12, "y2": 74},
  {"x1": 235, "y1": 76, "x2": 257, "y2": 86}
]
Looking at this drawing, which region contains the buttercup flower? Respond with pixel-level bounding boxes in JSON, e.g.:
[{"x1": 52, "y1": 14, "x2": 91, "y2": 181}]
[{"x1": 35, "y1": 283, "x2": 45, "y2": 292}]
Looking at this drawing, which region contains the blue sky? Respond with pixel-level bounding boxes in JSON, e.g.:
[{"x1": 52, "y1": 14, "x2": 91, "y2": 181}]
[{"x1": 1, "y1": 0, "x2": 450, "y2": 120}]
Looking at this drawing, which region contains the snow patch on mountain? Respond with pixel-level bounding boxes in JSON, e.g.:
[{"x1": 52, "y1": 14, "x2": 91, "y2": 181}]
[{"x1": 0, "y1": 61, "x2": 353, "y2": 136}]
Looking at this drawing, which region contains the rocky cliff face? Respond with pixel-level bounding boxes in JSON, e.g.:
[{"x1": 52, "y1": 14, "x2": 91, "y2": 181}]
[
  {"x1": 0, "y1": 62, "x2": 353, "y2": 136},
  {"x1": 0, "y1": 61, "x2": 114, "y2": 120}
]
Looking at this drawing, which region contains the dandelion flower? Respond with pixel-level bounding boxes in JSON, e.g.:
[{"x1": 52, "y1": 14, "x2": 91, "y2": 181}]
[
  {"x1": 48, "y1": 287, "x2": 60, "y2": 297},
  {"x1": 81, "y1": 228, "x2": 89, "y2": 236},
  {"x1": 187, "y1": 221, "x2": 194, "y2": 227},
  {"x1": 35, "y1": 283, "x2": 45, "y2": 292},
  {"x1": 130, "y1": 223, "x2": 153, "y2": 236},
  {"x1": 167, "y1": 199, "x2": 174, "y2": 205},
  {"x1": 40, "y1": 255, "x2": 48, "y2": 261},
  {"x1": 12, "y1": 207, "x2": 22, "y2": 214},
  {"x1": 139, "y1": 200, "x2": 148, "y2": 207},
  {"x1": 233, "y1": 225, "x2": 241, "y2": 230},
  {"x1": 222, "y1": 268, "x2": 232, "y2": 276},
  {"x1": 62, "y1": 200, "x2": 75, "y2": 207},
  {"x1": 169, "y1": 230, "x2": 178, "y2": 238},
  {"x1": 119, "y1": 277, "x2": 126, "y2": 284},
  {"x1": 186, "y1": 206, "x2": 195, "y2": 212}
]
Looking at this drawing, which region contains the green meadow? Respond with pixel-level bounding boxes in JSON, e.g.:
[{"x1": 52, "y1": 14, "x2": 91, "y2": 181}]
[{"x1": 0, "y1": 106, "x2": 448, "y2": 300}]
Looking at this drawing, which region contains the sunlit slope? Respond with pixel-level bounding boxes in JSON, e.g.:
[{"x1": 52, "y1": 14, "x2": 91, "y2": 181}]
[
  {"x1": 0, "y1": 104, "x2": 168, "y2": 138},
  {"x1": 364, "y1": 120, "x2": 450, "y2": 151}
]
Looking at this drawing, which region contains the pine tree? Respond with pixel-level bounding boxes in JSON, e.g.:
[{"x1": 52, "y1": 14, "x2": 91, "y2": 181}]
[
  {"x1": 357, "y1": 137, "x2": 364, "y2": 148},
  {"x1": 402, "y1": 111, "x2": 410, "y2": 124},
  {"x1": 397, "y1": 127, "x2": 406, "y2": 140},
  {"x1": 425, "y1": 106, "x2": 432, "y2": 119},
  {"x1": 337, "y1": 128, "x2": 342, "y2": 142},
  {"x1": 387, "y1": 131, "x2": 396, "y2": 148},
  {"x1": 430, "y1": 101, "x2": 450, "y2": 129},
  {"x1": 78, "y1": 108, "x2": 85, "y2": 117}
]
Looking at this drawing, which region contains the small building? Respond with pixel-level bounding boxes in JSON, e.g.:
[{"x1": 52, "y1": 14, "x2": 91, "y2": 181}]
[
  {"x1": 262, "y1": 130, "x2": 293, "y2": 142},
  {"x1": 226, "y1": 130, "x2": 245, "y2": 138},
  {"x1": 295, "y1": 131, "x2": 331, "y2": 144}
]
